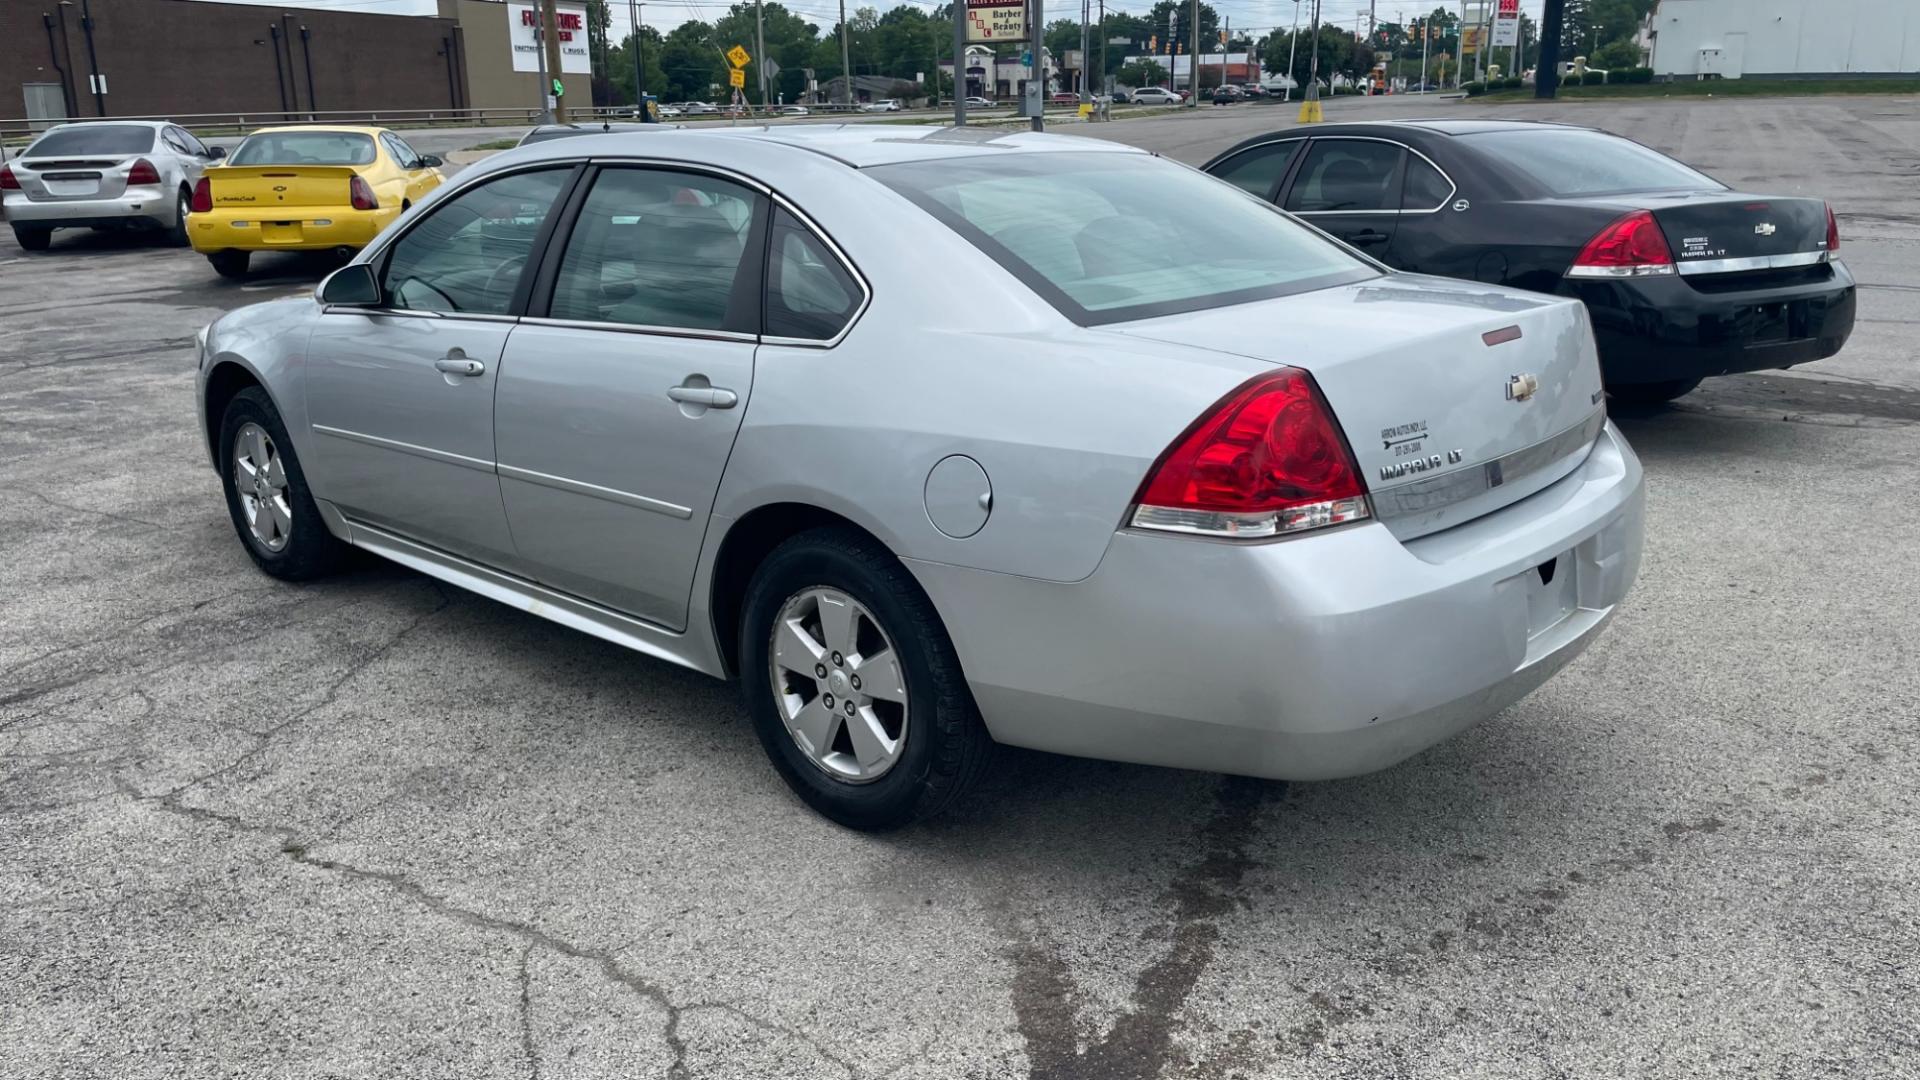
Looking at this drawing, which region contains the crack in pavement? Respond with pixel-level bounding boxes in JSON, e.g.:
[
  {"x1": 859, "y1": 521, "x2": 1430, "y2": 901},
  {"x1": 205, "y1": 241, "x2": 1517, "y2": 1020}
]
[
  {"x1": 1008, "y1": 776, "x2": 1276, "y2": 1080},
  {"x1": 519, "y1": 945, "x2": 542, "y2": 1080}
]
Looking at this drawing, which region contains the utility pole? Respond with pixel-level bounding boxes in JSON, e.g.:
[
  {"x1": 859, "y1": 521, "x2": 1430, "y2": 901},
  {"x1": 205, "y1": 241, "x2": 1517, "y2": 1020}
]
[
  {"x1": 1286, "y1": 0, "x2": 1302, "y2": 99},
  {"x1": 756, "y1": 0, "x2": 767, "y2": 105},
  {"x1": 1536, "y1": 0, "x2": 1564, "y2": 97},
  {"x1": 534, "y1": 4, "x2": 553, "y2": 123},
  {"x1": 1080, "y1": 0, "x2": 1090, "y2": 102},
  {"x1": 1420, "y1": 14, "x2": 1429, "y2": 91},
  {"x1": 1299, "y1": 0, "x2": 1321, "y2": 121},
  {"x1": 1097, "y1": 0, "x2": 1106, "y2": 99},
  {"x1": 839, "y1": 0, "x2": 851, "y2": 106},
  {"x1": 541, "y1": 0, "x2": 567, "y2": 123},
  {"x1": 628, "y1": 0, "x2": 646, "y2": 117},
  {"x1": 952, "y1": 0, "x2": 967, "y2": 124},
  {"x1": 1188, "y1": 0, "x2": 1199, "y2": 106},
  {"x1": 1028, "y1": 0, "x2": 1042, "y2": 131}
]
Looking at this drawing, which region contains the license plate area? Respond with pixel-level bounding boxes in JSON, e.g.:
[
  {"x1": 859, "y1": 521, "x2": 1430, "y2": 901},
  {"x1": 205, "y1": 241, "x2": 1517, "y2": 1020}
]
[
  {"x1": 261, "y1": 221, "x2": 303, "y2": 244},
  {"x1": 1524, "y1": 550, "x2": 1579, "y2": 641},
  {"x1": 44, "y1": 175, "x2": 101, "y2": 196},
  {"x1": 1747, "y1": 299, "x2": 1811, "y2": 346}
]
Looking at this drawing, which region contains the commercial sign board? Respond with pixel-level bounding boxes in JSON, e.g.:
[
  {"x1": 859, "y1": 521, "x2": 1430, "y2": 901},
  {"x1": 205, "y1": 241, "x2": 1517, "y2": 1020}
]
[
  {"x1": 509, "y1": 2, "x2": 593, "y2": 75},
  {"x1": 965, "y1": 0, "x2": 1025, "y2": 44},
  {"x1": 1491, "y1": 0, "x2": 1519, "y2": 48}
]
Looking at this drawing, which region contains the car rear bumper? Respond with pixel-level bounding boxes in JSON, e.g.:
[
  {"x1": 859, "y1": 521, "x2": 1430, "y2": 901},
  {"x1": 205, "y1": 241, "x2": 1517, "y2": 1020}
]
[
  {"x1": 189, "y1": 209, "x2": 392, "y2": 253},
  {"x1": 906, "y1": 421, "x2": 1644, "y2": 782},
  {"x1": 1567, "y1": 260, "x2": 1856, "y2": 385},
  {"x1": 3, "y1": 189, "x2": 176, "y2": 228}
]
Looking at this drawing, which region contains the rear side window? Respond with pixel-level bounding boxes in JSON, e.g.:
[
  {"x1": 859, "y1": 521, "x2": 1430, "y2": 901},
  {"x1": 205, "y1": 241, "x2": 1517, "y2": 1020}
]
[
  {"x1": 547, "y1": 168, "x2": 763, "y2": 333},
  {"x1": 381, "y1": 168, "x2": 570, "y2": 315},
  {"x1": 26, "y1": 125, "x2": 154, "y2": 156},
  {"x1": 1403, "y1": 155, "x2": 1454, "y2": 210},
  {"x1": 1209, "y1": 141, "x2": 1301, "y2": 200},
  {"x1": 765, "y1": 208, "x2": 862, "y2": 340},
  {"x1": 230, "y1": 132, "x2": 376, "y2": 166},
  {"x1": 1463, "y1": 129, "x2": 1723, "y2": 197},
  {"x1": 1285, "y1": 140, "x2": 1406, "y2": 212}
]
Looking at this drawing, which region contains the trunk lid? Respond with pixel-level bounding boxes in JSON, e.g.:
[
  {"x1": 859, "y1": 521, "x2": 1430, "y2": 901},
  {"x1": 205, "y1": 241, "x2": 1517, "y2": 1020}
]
[
  {"x1": 202, "y1": 165, "x2": 359, "y2": 212},
  {"x1": 1550, "y1": 191, "x2": 1831, "y2": 277},
  {"x1": 1103, "y1": 275, "x2": 1606, "y2": 539},
  {"x1": 11, "y1": 155, "x2": 138, "y2": 202}
]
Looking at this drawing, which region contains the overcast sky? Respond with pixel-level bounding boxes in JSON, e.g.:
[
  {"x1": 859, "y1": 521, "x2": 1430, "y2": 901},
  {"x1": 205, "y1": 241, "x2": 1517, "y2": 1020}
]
[{"x1": 200, "y1": 0, "x2": 1547, "y2": 43}]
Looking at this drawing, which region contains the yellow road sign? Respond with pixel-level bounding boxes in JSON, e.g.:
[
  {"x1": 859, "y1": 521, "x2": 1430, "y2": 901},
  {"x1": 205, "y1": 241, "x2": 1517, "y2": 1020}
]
[
  {"x1": 727, "y1": 44, "x2": 751, "y2": 68},
  {"x1": 729, "y1": 67, "x2": 746, "y2": 88}
]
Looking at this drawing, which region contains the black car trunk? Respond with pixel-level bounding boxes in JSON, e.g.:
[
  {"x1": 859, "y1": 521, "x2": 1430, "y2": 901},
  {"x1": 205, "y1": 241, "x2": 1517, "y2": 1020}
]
[{"x1": 1643, "y1": 192, "x2": 1830, "y2": 273}]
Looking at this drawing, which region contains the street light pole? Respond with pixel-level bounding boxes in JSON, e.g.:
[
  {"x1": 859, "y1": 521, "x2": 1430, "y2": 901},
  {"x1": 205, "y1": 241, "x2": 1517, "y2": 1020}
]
[
  {"x1": 1286, "y1": 0, "x2": 1301, "y2": 100},
  {"x1": 839, "y1": 0, "x2": 851, "y2": 106},
  {"x1": 628, "y1": 0, "x2": 645, "y2": 117},
  {"x1": 756, "y1": 0, "x2": 767, "y2": 105},
  {"x1": 952, "y1": 0, "x2": 967, "y2": 124}
]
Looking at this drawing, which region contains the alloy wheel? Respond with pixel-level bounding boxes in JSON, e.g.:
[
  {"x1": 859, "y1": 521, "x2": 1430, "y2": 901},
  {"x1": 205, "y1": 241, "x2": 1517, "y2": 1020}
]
[
  {"x1": 232, "y1": 421, "x2": 292, "y2": 552},
  {"x1": 769, "y1": 587, "x2": 910, "y2": 783}
]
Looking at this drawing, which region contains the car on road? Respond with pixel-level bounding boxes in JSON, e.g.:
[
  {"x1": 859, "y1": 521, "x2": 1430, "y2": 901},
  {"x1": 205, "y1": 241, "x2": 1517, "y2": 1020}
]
[
  {"x1": 1211, "y1": 86, "x2": 1243, "y2": 105},
  {"x1": 774, "y1": 105, "x2": 811, "y2": 116},
  {"x1": 1128, "y1": 86, "x2": 1183, "y2": 105},
  {"x1": 1048, "y1": 92, "x2": 1079, "y2": 106},
  {"x1": 963, "y1": 96, "x2": 997, "y2": 108},
  {"x1": 195, "y1": 126, "x2": 1643, "y2": 829},
  {"x1": 2, "y1": 120, "x2": 224, "y2": 251},
  {"x1": 1204, "y1": 119, "x2": 1856, "y2": 402},
  {"x1": 862, "y1": 99, "x2": 903, "y2": 113},
  {"x1": 517, "y1": 122, "x2": 658, "y2": 146},
  {"x1": 187, "y1": 125, "x2": 445, "y2": 280}
]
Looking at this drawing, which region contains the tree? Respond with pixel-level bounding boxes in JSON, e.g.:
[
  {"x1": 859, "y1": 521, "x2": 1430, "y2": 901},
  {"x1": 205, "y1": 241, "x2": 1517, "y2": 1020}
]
[
  {"x1": 604, "y1": 26, "x2": 668, "y2": 107},
  {"x1": 1117, "y1": 58, "x2": 1167, "y2": 89},
  {"x1": 661, "y1": 21, "x2": 723, "y2": 102},
  {"x1": 1147, "y1": 0, "x2": 1219, "y2": 55},
  {"x1": 1590, "y1": 37, "x2": 1641, "y2": 71}
]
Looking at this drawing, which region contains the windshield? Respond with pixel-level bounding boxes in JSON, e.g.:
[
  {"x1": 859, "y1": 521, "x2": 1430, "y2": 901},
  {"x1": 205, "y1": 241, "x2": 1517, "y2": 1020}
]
[
  {"x1": 27, "y1": 125, "x2": 154, "y2": 157},
  {"x1": 873, "y1": 152, "x2": 1376, "y2": 325},
  {"x1": 1464, "y1": 129, "x2": 1724, "y2": 197},
  {"x1": 229, "y1": 132, "x2": 377, "y2": 166}
]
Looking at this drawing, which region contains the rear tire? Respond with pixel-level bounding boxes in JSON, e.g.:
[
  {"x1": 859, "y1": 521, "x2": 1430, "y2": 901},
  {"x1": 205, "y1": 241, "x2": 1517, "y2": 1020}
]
[
  {"x1": 739, "y1": 527, "x2": 993, "y2": 830},
  {"x1": 1609, "y1": 378, "x2": 1702, "y2": 405},
  {"x1": 208, "y1": 250, "x2": 250, "y2": 280},
  {"x1": 167, "y1": 189, "x2": 192, "y2": 247},
  {"x1": 218, "y1": 387, "x2": 350, "y2": 581},
  {"x1": 13, "y1": 226, "x2": 51, "y2": 252}
]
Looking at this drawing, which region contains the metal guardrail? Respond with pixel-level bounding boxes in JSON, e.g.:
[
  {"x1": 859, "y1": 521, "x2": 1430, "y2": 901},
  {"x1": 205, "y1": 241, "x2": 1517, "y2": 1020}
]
[{"x1": 0, "y1": 106, "x2": 559, "y2": 146}]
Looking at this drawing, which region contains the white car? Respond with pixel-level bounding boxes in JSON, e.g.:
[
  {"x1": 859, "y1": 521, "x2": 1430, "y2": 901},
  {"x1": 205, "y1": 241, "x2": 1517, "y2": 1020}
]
[
  {"x1": 3, "y1": 120, "x2": 223, "y2": 251},
  {"x1": 774, "y1": 105, "x2": 810, "y2": 116},
  {"x1": 862, "y1": 99, "x2": 903, "y2": 113},
  {"x1": 1128, "y1": 87, "x2": 1183, "y2": 105}
]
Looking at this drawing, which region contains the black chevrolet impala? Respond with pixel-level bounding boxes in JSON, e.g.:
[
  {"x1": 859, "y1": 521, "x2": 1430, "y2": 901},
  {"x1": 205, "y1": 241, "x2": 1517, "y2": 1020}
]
[{"x1": 1203, "y1": 119, "x2": 1856, "y2": 403}]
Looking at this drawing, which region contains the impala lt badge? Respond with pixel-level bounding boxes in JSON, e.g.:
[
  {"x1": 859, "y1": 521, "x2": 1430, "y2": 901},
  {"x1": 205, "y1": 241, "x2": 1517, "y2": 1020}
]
[
  {"x1": 1506, "y1": 373, "x2": 1540, "y2": 402},
  {"x1": 1755, "y1": 222, "x2": 1777, "y2": 236}
]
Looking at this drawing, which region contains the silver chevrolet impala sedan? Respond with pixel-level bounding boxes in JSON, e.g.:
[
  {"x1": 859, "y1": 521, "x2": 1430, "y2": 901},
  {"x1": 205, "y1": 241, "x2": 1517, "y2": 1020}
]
[{"x1": 195, "y1": 126, "x2": 1644, "y2": 829}]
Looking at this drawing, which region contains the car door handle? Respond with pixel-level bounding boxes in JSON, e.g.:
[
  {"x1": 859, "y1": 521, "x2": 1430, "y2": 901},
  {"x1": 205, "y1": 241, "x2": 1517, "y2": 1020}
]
[
  {"x1": 434, "y1": 355, "x2": 486, "y2": 377},
  {"x1": 1346, "y1": 230, "x2": 1392, "y2": 246},
  {"x1": 667, "y1": 384, "x2": 738, "y2": 409}
]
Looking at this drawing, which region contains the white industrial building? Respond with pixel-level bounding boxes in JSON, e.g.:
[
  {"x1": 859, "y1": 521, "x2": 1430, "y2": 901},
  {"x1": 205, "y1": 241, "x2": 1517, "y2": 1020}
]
[{"x1": 1649, "y1": 0, "x2": 1920, "y2": 79}]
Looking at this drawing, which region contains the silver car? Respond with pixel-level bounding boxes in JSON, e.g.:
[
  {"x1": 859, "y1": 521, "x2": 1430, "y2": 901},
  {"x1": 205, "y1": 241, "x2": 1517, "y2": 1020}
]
[
  {"x1": 3, "y1": 121, "x2": 222, "y2": 250},
  {"x1": 194, "y1": 127, "x2": 1644, "y2": 829}
]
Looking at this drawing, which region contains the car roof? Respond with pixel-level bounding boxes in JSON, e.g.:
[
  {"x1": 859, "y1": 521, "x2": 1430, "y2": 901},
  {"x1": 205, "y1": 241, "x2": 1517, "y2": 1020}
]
[
  {"x1": 241, "y1": 125, "x2": 390, "y2": 137},
  {"x1": 1311, "y1": 118, "x2": 1589, "y2": 136},
  {"x1": 504, "y1": 123, "x2": 1143, "y2": 169},
  {"x1": 42, "y1": 119, "x2": 169, "y2": 130}
]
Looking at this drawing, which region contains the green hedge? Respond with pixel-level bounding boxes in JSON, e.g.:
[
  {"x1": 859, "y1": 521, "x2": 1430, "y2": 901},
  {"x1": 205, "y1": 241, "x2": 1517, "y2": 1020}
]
[
  {"x1": 1464, "y1": 80, "x2": 1487, "y2": 96},
  {"x1": 1623, "y1": 66, "x2": 1654, "y2": 84},
  {"x1": 1502, "y1": 76, "x2": 1524, "y2": 90}
]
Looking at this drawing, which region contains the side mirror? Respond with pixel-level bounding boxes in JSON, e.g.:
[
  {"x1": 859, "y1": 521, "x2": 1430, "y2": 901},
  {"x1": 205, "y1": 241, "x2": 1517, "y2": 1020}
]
[
  {"x1": 418, "y1": 154, "x2": 443, "y2": 168},
  {"x1": 318, "y1": 263, "x2": 381, "y2": 307},
  {"x1": 206, "y1": 145, "x2": 227, "y2": 160}
]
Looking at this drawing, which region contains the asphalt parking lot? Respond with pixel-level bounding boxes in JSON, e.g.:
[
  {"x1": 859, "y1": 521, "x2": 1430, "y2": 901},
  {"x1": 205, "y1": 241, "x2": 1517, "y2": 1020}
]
[{"x1": 4, "y1": 95, "x2": 1917, "y2": 1079}]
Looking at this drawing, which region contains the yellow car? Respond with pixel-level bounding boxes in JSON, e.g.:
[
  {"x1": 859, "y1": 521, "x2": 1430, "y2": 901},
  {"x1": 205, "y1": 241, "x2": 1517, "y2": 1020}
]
[{"x1": 188, "y1": 125, "x2": 445, "y2": 278}]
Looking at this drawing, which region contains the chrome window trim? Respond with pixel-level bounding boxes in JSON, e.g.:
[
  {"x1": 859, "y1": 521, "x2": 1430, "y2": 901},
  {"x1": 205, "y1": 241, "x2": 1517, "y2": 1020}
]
[
  {"x1": 317, "y1": 306, "x2": 520, "y2": 323},
  {"x1": 1280, "y1": 135, "x2": 1459, "y2": 217},
  {"x1": 311, "y1": 423, "x2": 495, "y2": 473},
  {"x1": 1371, "y1": 408, "x2": 1608, "y2": 521},
  {"x1": 519, "y1": 315, "x2": 757, "y2": 344},
  {"x1": 1674, "y1": 250, "x2": 1831, "y2": 277},
  {"x1": 496, "y1": 463, "x2": 694, "y2": 519}
]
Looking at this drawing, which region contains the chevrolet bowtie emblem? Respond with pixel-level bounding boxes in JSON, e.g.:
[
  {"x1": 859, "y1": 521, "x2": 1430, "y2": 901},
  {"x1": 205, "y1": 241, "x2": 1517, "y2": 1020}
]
[
  {"x1": 1755, "y1": 222, "x2": 1777, "y2": 236},
  {"x1": 1506, "y1": 373, "x2": 1539, "y2": 402}
]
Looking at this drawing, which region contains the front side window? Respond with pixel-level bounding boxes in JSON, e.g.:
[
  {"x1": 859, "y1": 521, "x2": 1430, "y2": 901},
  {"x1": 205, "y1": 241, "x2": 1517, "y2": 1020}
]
[
  {"x1": 547, "y1": 168, "x2": 762, "y2": 332},
  {"x1": 380, "y1": 168, "x2": 571, "y2": 315},
  {"x1": 26, "y1": 125, "x2": 155, "y2": 157},
  {"x1": 1285, "y1": 140, "x2": 1406, "y2": 213},
  {"x1": 873, "y1": 151, "x2": 1375, "y2": 326},
  {"x1": 1461, "y1": 129, "x2": 1724, "y2": 197},
  {"x1": 765, "y1": 209, "x2": 862, "y2": 340},
  {"x1": 1209, "y1": 141, "x2": 1301, "y2": 200},
  {"x1": 229, "y1": 132, "x2": 376, "y2": 166}
]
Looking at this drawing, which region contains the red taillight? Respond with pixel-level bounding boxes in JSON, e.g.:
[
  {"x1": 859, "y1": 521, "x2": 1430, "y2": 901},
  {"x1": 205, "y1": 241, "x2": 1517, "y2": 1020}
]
[
  {"x1": 126, "y1": 158, "x2": 161, "y2": 185},
  {"x1": 1567, "y1": 210, "x2": 1675, "y2": 278},
  {"x1": 349, "y1": 176, "x2": 378, "y2": 211},
  {"x1": 0, "y1": 165, "x2": 18, "y2": 191},
  {"x1": 1826, "y1": 203, "x2": 1841, "y2": 252},
  {"x1": 190, "y1": 177, "x2": 212, "y2": 213},
  {"x1": 1131, "y1": 367, "x2": 1370, "y2": 539}
]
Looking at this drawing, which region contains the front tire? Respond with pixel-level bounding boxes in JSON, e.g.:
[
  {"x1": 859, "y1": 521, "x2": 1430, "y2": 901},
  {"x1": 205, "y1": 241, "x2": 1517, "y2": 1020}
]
[
  {"x1": 739, "y1": 528, "x2": 992, "y2": 830},
  {"x1": 218, "y1": 387, "x2": 350, "y2": 581},
  {"x1": 13, "y1": 226, "x2": 51, "y2": 252},
  {"x1": 1609, "y1": 378, "x2": 1702, "y2": 405},
  {"x1": 208, "y1": 250, "x2": 250, "y2": 279}
]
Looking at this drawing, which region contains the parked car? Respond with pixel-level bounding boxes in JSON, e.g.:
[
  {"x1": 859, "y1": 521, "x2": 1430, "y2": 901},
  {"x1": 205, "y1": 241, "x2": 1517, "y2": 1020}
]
[
  {"x1": 517, "y1": 122, "x2": 658, "y2": 146},
  {"x1": 187, "y1": 125, "x2": 444, "y2": 280},
  {"x1": 1203, "y1": 118, "x2": 1855, "y2": 403},
  {"x1": 1109, "y1": 89, "x2": 1132, "y2": 104},
  {"x1": 774, "y1": 105, "x2": 811, "y2": 116},
  {"x1": 2, "y1": 120, "x2": 223, "y2": 251},
  {"x1": 862, "y1": 99, "x2": 903, "y2": 113},
  {"x1": 195, "y1": 126, "x2": 1642, "y2": 829},
  {"x1": 1211, "y1": 86, "x2": 1243, "y2": 104},
  {"x1": 963, "y1": 96, "x2": 997, "y2": 108},
  {"x1": 1048, "y1": 92, "x2": 1079, "y2": 105},
  {"x1": 657, "y1": 105, "x2": 685, "y2": 118},
  {"x1": 1129, "y1": 86, "x2": 1183, "y2": 105}
]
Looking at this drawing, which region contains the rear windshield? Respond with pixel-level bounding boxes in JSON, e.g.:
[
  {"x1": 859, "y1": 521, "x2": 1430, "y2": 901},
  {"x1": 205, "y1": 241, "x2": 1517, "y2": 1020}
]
[
  {"x1": 27, "y1": 125, "x2": 154, "y2": 157},
  {"x1": 873, "y1": 152, "x2": 1376, "y2": 325},
  {"x1": 1464, "y1": 129, "x2": 1723, "y2": 197},
  {"x1": 229, "y1": 132, "x2": 377, "y2": 166}
]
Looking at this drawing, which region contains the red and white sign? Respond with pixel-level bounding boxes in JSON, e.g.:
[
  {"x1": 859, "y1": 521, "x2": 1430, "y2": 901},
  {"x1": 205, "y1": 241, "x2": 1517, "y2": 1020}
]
[
  {"x1": 965, "y1": 0, "x2": 1025, "y2": 44},
  {"x1": 1492, "y1": 0, "x2": 1520, "y2": 48},
  {"x1": 509, "y1": 2, "x2": 593, "y2": 75}
]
